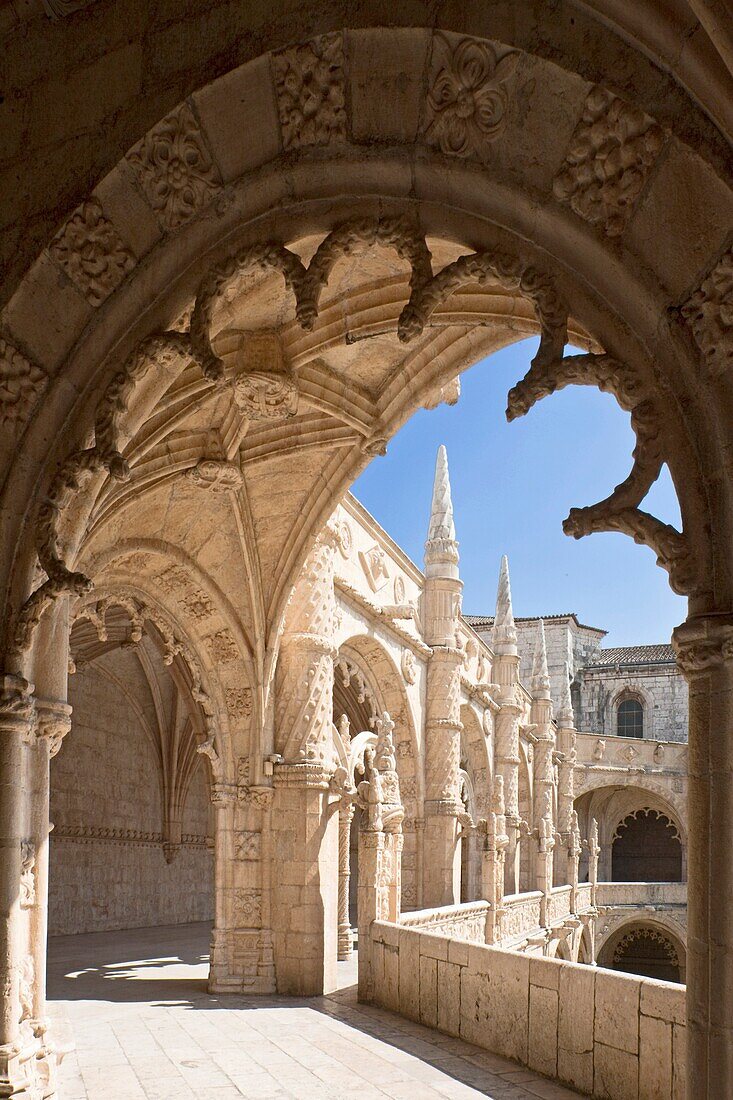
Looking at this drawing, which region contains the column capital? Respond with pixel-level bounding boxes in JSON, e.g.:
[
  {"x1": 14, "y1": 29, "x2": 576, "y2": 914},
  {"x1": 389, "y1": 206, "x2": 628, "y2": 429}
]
[
  {"x1": 272, "y1": 762, "x2": 331, "y2": 789},
  {"x1": 672, "y1": 613, "x2": 733, "y2": 676},
  {"x1": 0, "y1": 675, "x2": 35, "y2": 739},
  {"x1": 35, "y1": 698, "x2": 72, "y2": 757}
]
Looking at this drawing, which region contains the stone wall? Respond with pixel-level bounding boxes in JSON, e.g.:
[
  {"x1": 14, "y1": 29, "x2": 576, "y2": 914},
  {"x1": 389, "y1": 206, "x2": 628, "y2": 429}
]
[
  {"x1": 49, "y1": 661, "x2": 213, "y2": 934},
  {"x1": 579, "y1": 666, "x2": 688, "y2": 742},
  {"x1": 368, "y1": 921, "x2": 685, "y2": 1100}
]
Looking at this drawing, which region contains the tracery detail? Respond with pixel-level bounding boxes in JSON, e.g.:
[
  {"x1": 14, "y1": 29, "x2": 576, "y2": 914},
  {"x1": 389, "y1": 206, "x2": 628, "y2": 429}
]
[
  {"x1": 506, "y1": 352, "x2": 695, "y2": 594},
  {"x1": 680, "y1": 245, "x2": 733, "y2": 377}
]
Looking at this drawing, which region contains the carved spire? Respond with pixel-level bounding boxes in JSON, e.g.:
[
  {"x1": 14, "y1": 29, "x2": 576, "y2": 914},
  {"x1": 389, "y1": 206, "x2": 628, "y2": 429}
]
[
  {"x1": 557, "y1": 661, "x2": 575, "y2": 727},
  {"x1": 532, "y1": 618, "x2": 551, "y2": 699},
  {"x1": 424, "y1": 444, "x2": 459, "y2": 583},
  {"x1": 427, "y1": 444, "x2": 455, "y2": 543},
  {"x1": 492, "y1": 555, "x2": 517, "y2": 653}
]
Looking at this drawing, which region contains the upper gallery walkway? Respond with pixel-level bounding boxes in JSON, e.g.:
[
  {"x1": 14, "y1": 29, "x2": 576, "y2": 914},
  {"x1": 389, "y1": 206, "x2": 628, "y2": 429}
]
[{"x1": 48, "y1": 922, "x2": 583, "y2": 1100}]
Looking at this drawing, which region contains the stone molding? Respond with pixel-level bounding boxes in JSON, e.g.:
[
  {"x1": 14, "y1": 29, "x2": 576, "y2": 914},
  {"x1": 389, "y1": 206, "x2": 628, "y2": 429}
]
[
  {"x1": 35, "y1": 699, "x2": 72, "y2": 757},
  {"x1": 0, "y1": 337, "x2": 47, "y2": 430}
]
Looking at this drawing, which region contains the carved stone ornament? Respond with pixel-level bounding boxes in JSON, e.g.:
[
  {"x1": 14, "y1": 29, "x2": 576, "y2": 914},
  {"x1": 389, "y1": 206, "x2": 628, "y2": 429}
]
[
  {"x1": 424, "y1": 34, "x2": 519, "y2": 160},
  {"x1": 359, "y1": 544, "x2": 389, "y2": 592},
  {"x1": 672, "y1": 615, "x2": 733, "y2": 676},
  {"x1": 233, "y1": 371, "x2": 298, "y2": 420},
  {"x1": 335, "y1": 520, "x2": 353, "y2": 559},
  {"x1": 235, "y1": 831, "x2": 261, "y2": 861},
  {"x1": 48, "y1": 197, "x2": 135, "y2": 306},
  {"x1": 233, "y1": 888, "x2": 262, "y2": 925},
  {"x1": 186, "y1": 458, "x2": 243, "y2": 492},
  {"x1": 553, "y1": 86, "x2": 664, "y2": 237},
  {"x1": 204, "y1": 630, "x2": 239, "y2": 663},
  {"x1": 127, "y1": 102, "x2": 222, "y2": 231},
  {"x1": 272, "y1": 32, "x2": 347, "y2": 149},
  {"x1": 401, "y1": 648, "x2": 418, "y2": 685},
  {"x1": 20, "y1": 841, "x2": 35, "y2": 908},
  {"x1": 394, "y1": 575, "x2": 406, "y2": 603},
  {"x1": 680, "y1": 245, "x2": 733, "y2": 377},
  {"x1": 0, "y1": 338, "x2": 47, "y2": 428},
  {"x1": 226, "y1": 687, "x2": 253, "y2": 721}
]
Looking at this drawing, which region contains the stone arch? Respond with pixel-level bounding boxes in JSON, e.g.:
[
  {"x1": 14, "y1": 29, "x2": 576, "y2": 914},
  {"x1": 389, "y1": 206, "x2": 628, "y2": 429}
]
[
  {"x1": 577, "y1": 922, "x2": 594, "y2": 965},
  {"x1": 612, "y1": 808, "x2": 683, "y2": 883},
  {"x1": 575, "y1": 783, "x2": 687, "y2": 884},
  {"x1": 518, "y1": 739, "x2": 533, "y2": 891},
  {"x1": 335, "y1": 633, "x2": 421, "y2": 908},
  {"x1": 459, "y1": 703, "x2": 492, "y2": 818},
  {"x1": 1, "y1": 22, "x2": 732, "y2": 1090},
  {"x1": 2, "y1": 33, "x2": 726, "y2": 683},
  {"x1": 597, "y1": 918, "x2": 687, "y2": 983}
]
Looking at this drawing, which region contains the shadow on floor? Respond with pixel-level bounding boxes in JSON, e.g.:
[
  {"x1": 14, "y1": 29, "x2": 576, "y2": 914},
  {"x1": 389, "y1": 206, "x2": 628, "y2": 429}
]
[{"x1": 49, "y1": 922, "x2": 585, "y2": 1099}]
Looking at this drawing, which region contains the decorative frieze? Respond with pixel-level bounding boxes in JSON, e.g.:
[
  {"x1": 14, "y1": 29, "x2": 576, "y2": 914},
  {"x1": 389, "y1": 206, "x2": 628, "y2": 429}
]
[
  {"x1": 128, "y1": 102, "x2": 221, "y2": 231},
  {"x1": 272, "y1": 33, "x2": 347, "y2": 149},
  {"x1": 680, "y1": 246, "x2": 733, "y2": 377},
  {"x1": 423, "y1": 35, "x2": 518, "y2": 160},
  {"x1": 47, "y1": 198, "x2": 135, "y2": 306},
  {"x1": 0, "y1": 337, "x2": 47, "y2": 429},
  {"x1": 553, "y1": 86, "x2": 664, "y2": 236}
]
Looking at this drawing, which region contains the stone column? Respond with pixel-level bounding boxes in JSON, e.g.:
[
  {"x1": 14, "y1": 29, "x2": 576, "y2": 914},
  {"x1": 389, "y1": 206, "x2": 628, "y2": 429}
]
[
  {"x1": 423, "y1": 648, "x2": 463, "y2": 906},
  {"x1": 208, "y1": 782, "x2": 237, "y2": 993},
  {"x1": 587, "y1": 817, "x2": 600, "y2": 908},
  {"x1": 0, "y1": 675, "x2": 37, "y2": 1097},
  {"x1": 536, "y1": 809, "x2": 555, "y2": 929},
  {"x1": 567, "y1": 810, "x2": 582, "y2": 915},
  {"x1": 673, "y1": 614, "x2": 733, "y2": 1100},
  {"x1": 272, "y1": 526, "x2": 340, "y2": 996},
  {"x1": 337, "y1": 800, "x2": 355, "y2": 961},
  {"x1": 422, "y1": 446, "x2": 463, "y2": 906},
  {"x1": 32, "y1": 699, "x2": 71, "y2": 1039},
  {"x1": 491, "y1": 556, "x2": 522, "y2": 895},
  {"x1": 556, "y1": 663, "x2": 577, "y2": 886},
  {"x1": 355, "y1": 747, "x2": 402, "y2": 1002},
  {"x1": 482, "y1": 775, "x2": 509, "y2": 944}
]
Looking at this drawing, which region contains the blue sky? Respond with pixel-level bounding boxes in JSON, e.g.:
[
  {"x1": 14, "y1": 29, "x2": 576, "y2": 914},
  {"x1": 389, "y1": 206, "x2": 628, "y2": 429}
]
[{"x1": 352, "y1": 339, "x2": 686, "y2": 648}]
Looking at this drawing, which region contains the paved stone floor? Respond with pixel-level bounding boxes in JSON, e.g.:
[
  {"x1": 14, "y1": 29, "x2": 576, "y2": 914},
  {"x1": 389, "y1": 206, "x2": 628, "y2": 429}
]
[{"x1": 48, "y1": 923, "x2": 585, "y2": 1099}]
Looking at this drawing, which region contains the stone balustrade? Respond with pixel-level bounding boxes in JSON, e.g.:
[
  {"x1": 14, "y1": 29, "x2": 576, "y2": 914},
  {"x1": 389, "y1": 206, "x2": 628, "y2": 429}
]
[
  {"x1": 398, "y1": 900, "x2": 489, "y2": 943},
  {"x1": 575, "y1": 731, "x2": 688, "y2": 773},
  {"x1": 368, "y1": 920, "x2": 685, "y2": 1100},
  {"x1": 596, "y1": 881, "x2": 687, "y2": 907}
]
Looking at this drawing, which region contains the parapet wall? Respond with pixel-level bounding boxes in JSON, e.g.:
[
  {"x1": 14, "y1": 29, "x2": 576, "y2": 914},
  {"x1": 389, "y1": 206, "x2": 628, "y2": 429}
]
[{"x1": 367, "y1": 920, "x2": 685, "y2": 1100}]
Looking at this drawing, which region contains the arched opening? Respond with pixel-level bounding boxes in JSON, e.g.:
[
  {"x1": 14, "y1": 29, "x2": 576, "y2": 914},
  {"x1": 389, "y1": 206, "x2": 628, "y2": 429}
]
[
  {"x1": 612, "y1": 809, "x2": 683, "y2": 882},
  {"x1": 598, "y1": 923, "x2": 686, "y2": 983},
  {"x1": 2, "y1": 19, "x2": 726, "y2": 1095},
  {"x1": 617, "y1": 695, "x2": 644, "y2": 739}
]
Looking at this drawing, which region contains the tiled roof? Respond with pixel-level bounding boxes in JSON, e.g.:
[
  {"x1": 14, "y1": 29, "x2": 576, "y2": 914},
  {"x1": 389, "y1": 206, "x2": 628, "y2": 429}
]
[
  {"x1": 588, "y1": 644, "x2": 676, "y2": 667},
  {"x1": 464, "y1": 613, "x2": 605, "y2": 634}
]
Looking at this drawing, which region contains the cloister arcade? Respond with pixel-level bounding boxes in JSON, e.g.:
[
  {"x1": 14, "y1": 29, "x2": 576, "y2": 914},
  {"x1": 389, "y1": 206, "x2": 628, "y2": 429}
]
[{"x1": 1, "y1": 6, "x2": 732, "y2": 1098}]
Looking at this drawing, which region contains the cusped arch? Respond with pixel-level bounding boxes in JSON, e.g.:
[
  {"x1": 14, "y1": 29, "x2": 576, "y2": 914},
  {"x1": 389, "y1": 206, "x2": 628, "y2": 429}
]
[{"x1": 597, "y1": 917, "x2": 687, "y2": 982}]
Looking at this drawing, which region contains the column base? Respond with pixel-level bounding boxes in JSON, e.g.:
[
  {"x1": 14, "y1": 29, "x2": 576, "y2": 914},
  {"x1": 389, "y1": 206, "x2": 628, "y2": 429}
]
[
  {"x1": 337, "y1": 928, "x2": 353, "y2": 961},
  {"x1": 207, "y1": 928, "x2": 276, "y2": 996},
  {"x1": 0, "y1": 1028, "x2": 56, "y2": 1099}
]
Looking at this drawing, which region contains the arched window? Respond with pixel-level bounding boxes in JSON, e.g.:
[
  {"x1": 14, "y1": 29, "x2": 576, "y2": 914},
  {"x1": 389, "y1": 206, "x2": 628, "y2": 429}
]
[{"x1": 617, "y1": 697, "x2": 644, "y2": 738}]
